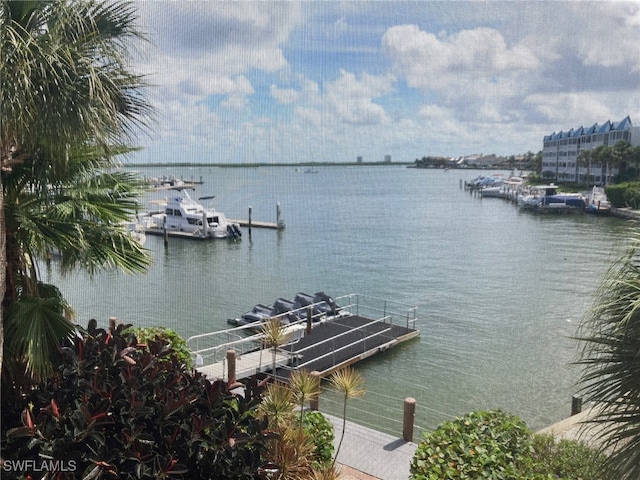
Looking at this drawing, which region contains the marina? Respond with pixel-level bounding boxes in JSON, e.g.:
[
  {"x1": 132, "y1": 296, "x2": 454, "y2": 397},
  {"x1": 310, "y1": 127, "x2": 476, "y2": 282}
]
[
  {"x1": 464, "y1": 173, "x2": 617, "y2": 214},
  {"x1": 46, "y1": 165, "x2": 636, "y2": 438}
]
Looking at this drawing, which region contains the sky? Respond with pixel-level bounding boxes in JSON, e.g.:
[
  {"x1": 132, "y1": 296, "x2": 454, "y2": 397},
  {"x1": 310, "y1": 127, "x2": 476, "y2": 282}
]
[{"x1": 129, "y1": 1, "x2": 640, "y2": 165}]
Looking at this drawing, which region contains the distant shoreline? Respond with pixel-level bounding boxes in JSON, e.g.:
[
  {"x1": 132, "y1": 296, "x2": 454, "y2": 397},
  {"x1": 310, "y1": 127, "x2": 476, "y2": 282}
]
[{"x1": 124, "y1": 161, "x2": 413, "y2": 168}]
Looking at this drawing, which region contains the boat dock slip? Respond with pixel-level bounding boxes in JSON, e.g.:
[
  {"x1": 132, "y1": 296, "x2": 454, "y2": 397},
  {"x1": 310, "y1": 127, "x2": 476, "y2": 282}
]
[
  {"x1": 226, "y1": 218, "x2": 284, "y2": 230},
  {"x1": 188, "y1": 294, "x2": 419, "y2": 382}
]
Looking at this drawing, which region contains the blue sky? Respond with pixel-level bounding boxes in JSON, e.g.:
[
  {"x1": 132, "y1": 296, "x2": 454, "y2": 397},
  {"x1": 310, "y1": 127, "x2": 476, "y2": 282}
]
[{"x1": 130, "y1": 1, "x2": 640, "y2": 164}]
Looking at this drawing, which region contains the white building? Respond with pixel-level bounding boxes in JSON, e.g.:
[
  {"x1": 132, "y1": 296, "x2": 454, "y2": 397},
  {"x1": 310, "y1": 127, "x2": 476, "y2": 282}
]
[{"x1": 542, "y1": 116, "x2": 640, "y2": 185}]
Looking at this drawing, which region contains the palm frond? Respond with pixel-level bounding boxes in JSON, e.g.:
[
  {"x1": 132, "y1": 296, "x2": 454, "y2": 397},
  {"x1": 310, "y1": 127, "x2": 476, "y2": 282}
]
[
  {"x1": 5, "y1": 294, "x2": 77, "y2": 382},
  {"x1": 577, "y1": 230, "x2": 640, "y2": 478}
]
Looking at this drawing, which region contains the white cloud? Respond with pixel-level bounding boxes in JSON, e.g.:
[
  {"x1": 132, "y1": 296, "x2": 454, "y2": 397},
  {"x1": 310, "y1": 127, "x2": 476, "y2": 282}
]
[
  {"x1": 271, "y1": 85, "x2": 299, "y2": 105},
  {"x1": 130, "y1": 2, "x2": 640, "y2": 163},
  {"x1": 382, "y1": 25, "x2": 539, "y2": 91},
  {"x1": 325, "y1": 70, "x2": 394, "y2": 125}
]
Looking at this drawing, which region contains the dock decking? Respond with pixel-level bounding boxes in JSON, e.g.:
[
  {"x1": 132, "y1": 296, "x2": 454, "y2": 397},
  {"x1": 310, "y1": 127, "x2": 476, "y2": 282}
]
[{"x1": 283, "y1": 314, "x2": 419, "y2": 378}]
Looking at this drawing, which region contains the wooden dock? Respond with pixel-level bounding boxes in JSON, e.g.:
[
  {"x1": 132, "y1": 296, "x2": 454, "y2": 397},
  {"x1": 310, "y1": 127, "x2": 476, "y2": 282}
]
[
  {"x1": 189, "y1": 294, "x2": 419, "y2": 382},
  {"x1": 227, "y1": 218, "x2": 285, "y2": 230}
]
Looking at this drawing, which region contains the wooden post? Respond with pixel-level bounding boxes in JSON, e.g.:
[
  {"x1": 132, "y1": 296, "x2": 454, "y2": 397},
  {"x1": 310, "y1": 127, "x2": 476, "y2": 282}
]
[
  {"x1": 108, "y1": 316, "x2": 117, "y2": 333},
  {"x1": 306, "y1": 307, "x2": 312, "y2": 334},
  {"x1": 309, "y1": 371, "x2": 321, "y2": 411},
  {"x1": 571, "y1": 395, "x2": 582, "y2": 416},
  {"x1": 276, "y1": 202, "x2": 284, "y2": 229},
  {"x1": 227, "y1": 349, "x2": 237, "y2": 384},
  {"x1": 403, "y1": 397, "x2": 416, "y2": 442},
  {"x1": 163, "y1": 216, "x2": 168, "y2": 247},
  {"x1": 248, "y1": 206, "x2": 252, "y2": 238}
]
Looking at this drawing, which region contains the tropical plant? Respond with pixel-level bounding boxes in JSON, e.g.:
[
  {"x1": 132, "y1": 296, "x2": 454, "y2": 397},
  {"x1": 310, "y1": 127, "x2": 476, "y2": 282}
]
[
  {"x1": 410, "y1": 410, "x2": 607, "y2": 480},
  {"x1": 578, "y1": 148, "x2": 593, "y2": 188},
  {"x1": 410, "y1": 410, "x2": 532, "y2": 479},
  {"x1": 258, "y1": 382, "x2": 295, "y2": 432},
  {"x1": 577, "y1": 229, "x2": 640, "y2": 479},
  {"x1": 289, "y1": 370, "x2": 321, "y2": 435},
  {"x1": 1, "y1": 321, "x2": 269, "y2": 479},
  {"x1": 126, "y1": 326, "x2": 193, "y2": 369},
  {"x1": 302, "y1": 410, "x2": 335, "y2": 470},
  {"x1": 256, "y1": 376, "x2": 335, "y2": 478},
  {"x1": 606, "y1": 183, "x2": 629, "y2": 207},
  {"x1": 260, "y1": 317, "x2": 293, "y2": 381},
  {"x1": 327, "y1": 367, "x2": 366, "y2": 468},
  {"x1": 525, "y1": 434, "x2": 608, "y2": 479},
  {"x1": 0, "y1": 0, "x2": 153, "y2": 383}
]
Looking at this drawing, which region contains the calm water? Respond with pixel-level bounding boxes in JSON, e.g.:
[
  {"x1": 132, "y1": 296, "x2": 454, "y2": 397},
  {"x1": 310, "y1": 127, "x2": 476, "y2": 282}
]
[{"x1": 44, "y1": 166, "x2": 633, "y2": 437}]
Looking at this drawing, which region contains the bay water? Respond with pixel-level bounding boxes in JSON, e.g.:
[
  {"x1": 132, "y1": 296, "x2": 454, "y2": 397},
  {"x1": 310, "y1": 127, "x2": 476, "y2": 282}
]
[{"x1": 44, "y1": 165, "x2": 633, "y2": 438}]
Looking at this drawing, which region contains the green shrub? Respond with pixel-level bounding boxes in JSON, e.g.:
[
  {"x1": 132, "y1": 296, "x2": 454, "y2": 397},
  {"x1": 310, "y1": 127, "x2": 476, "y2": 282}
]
[
  {"x1": 410, "y1": 410, "x2": 609, "y2": 480},
  {"x1": 302, "y1": 410, "x2": 335, "y2": 469},
  {"x1": 126, "y1": 326, "x2": 193, "y2": 369},
  {"x1": 410, "y1": 410, "x2": 532, "y2": 479},
  {"x1": 606, "y1": 183, "x2": 628, "y2": 207},
  {"x1": 624, "y1": 185, "x2": 640, "y2": 209},
  {"x1": 525, "y1": 434, "x2": 608, "y2": 480},
  {"x1": 1, "y1": 322, "x2": 268, "y2": 479}
]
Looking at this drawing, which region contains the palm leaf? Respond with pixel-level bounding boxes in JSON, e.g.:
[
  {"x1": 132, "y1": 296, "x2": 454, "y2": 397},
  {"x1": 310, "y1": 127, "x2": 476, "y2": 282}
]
[
  {"x1": 5, "y1": 294, "x2": 77, "y2": 382},
  {"x1": 576, "y1": 230, "x2": 640, "y2": 478}
]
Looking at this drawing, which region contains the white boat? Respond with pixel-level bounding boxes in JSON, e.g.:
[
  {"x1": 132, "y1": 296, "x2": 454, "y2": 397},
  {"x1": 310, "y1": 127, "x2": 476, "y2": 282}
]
[
  {"x1": 586, "y1": 186, "x2": 611, "y2": 214},
  {"x1": 139, "y1": 188, "x2": 241, "y2": 239},
  {"x1": 479, "y1": 186, "x2": 503, "y2": 198},
  {"x1": 517, "y1": 184, "x2": 585, "y2": 211},
  {"x1": 123, "y1": 219, "x2": 146, "y2": 245}
]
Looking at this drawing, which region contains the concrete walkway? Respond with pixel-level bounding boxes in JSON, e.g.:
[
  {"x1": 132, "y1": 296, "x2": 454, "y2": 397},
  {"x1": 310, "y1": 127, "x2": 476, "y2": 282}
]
[
  {"x1": 536, "y1": 404, "x2": 613, "y2": 452},
  {"x1": 324, "y1": 414, "x2": 417, "y2": 480}
]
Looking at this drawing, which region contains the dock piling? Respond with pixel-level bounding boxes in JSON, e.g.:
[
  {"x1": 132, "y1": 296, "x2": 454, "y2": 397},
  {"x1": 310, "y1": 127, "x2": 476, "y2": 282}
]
[
  {"x1": 403, "y1": 397, "x2": 416, "y2": 442},
  {"x1": 310, "y1": 371, "x2": 321, "y2": 411},
  {"x1": 571, "y1": 395, "x2": 582, "y2": 416},
  {"x1": 248, "y1": 206, "x2": 252, "y2": 238},
  {"x1": 227, "y1": 349, "x2": 237, "y2": 384},
  {"x1": 163, "y1": 216, "x2": 168, "y2": 247}
]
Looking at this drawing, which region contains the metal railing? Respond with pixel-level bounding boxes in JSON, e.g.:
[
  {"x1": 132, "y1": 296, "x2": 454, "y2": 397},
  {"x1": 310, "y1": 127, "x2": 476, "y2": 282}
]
[{"x1": 187, "y1": 293, "x2": 418, "y2": 372}]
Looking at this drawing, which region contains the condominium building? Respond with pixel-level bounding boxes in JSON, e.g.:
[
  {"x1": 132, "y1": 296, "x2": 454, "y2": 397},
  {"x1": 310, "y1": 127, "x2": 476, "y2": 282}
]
[{"x1": 542, "y1": 116, "x2": 640, "y2": 185}]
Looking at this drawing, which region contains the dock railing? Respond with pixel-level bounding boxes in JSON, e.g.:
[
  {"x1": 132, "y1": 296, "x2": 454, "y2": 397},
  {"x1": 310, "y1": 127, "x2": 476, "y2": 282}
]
[
  {"x1": 336, "y1": 293, "x2": 418, "y2": 330},
  {"x1": 187, "y1": 293, "x2": 418, "y2": 375}
]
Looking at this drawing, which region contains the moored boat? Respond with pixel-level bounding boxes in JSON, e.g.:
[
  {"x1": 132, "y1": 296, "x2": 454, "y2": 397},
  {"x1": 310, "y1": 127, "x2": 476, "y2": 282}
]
[
  {"x1": 138, "y1": 187, "x2": 241, "y2": 239},
  {"x1": 517, "y1": 184, "x2": 585, "y2": 212},
  {"x1": 230, "y1": 291, "x2": 342, "y2": 328},
  {"x1": 586, "y1": 186, "x2": 611, "y2": 214}
]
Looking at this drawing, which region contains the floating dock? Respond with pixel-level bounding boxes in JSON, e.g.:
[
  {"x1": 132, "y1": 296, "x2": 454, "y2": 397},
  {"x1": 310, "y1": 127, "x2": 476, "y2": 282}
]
[
  {"x1": 188, "y1": 294, "x2": 419, "y2": 382},
  {"x1": 227, "y1": 218, "x2": 284, "y2": 230}
]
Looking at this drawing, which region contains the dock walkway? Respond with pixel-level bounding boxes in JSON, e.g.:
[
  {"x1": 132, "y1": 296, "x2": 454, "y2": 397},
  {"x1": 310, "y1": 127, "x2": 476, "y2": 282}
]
[
  {"x1": 196, "y1": 350, "x2": 294, "y2": 381},
  {"x1": 325, "y1": 413, "x2": 418, "y2": 480}
]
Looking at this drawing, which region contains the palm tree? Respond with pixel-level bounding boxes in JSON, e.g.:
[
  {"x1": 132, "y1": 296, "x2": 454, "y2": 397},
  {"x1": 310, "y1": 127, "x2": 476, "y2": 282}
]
[
  {"x1": 590, "y1": 144, "x2": 610, "y2": 186},
  {"x1": 328, "y1": 367, "x2": 366, "y2": 468},
  {"x1": 611, "y1": 140, "x2": 632, "y2": 182},
  {"x1": 1, "y1": 0, "x2": 153, "y2": 383},
  {"x1": 260, "y1": 317, "x2": 293, "y2": 381},
  {"x1": 289, "y1": 369, "x2": 321, "y2": 436},
  {"x1": 577, "y1": 230, "x2": 640, "y2": 479},
  {"x1": 577, "y1": 149, "x2": 593, "y2": 188}
]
